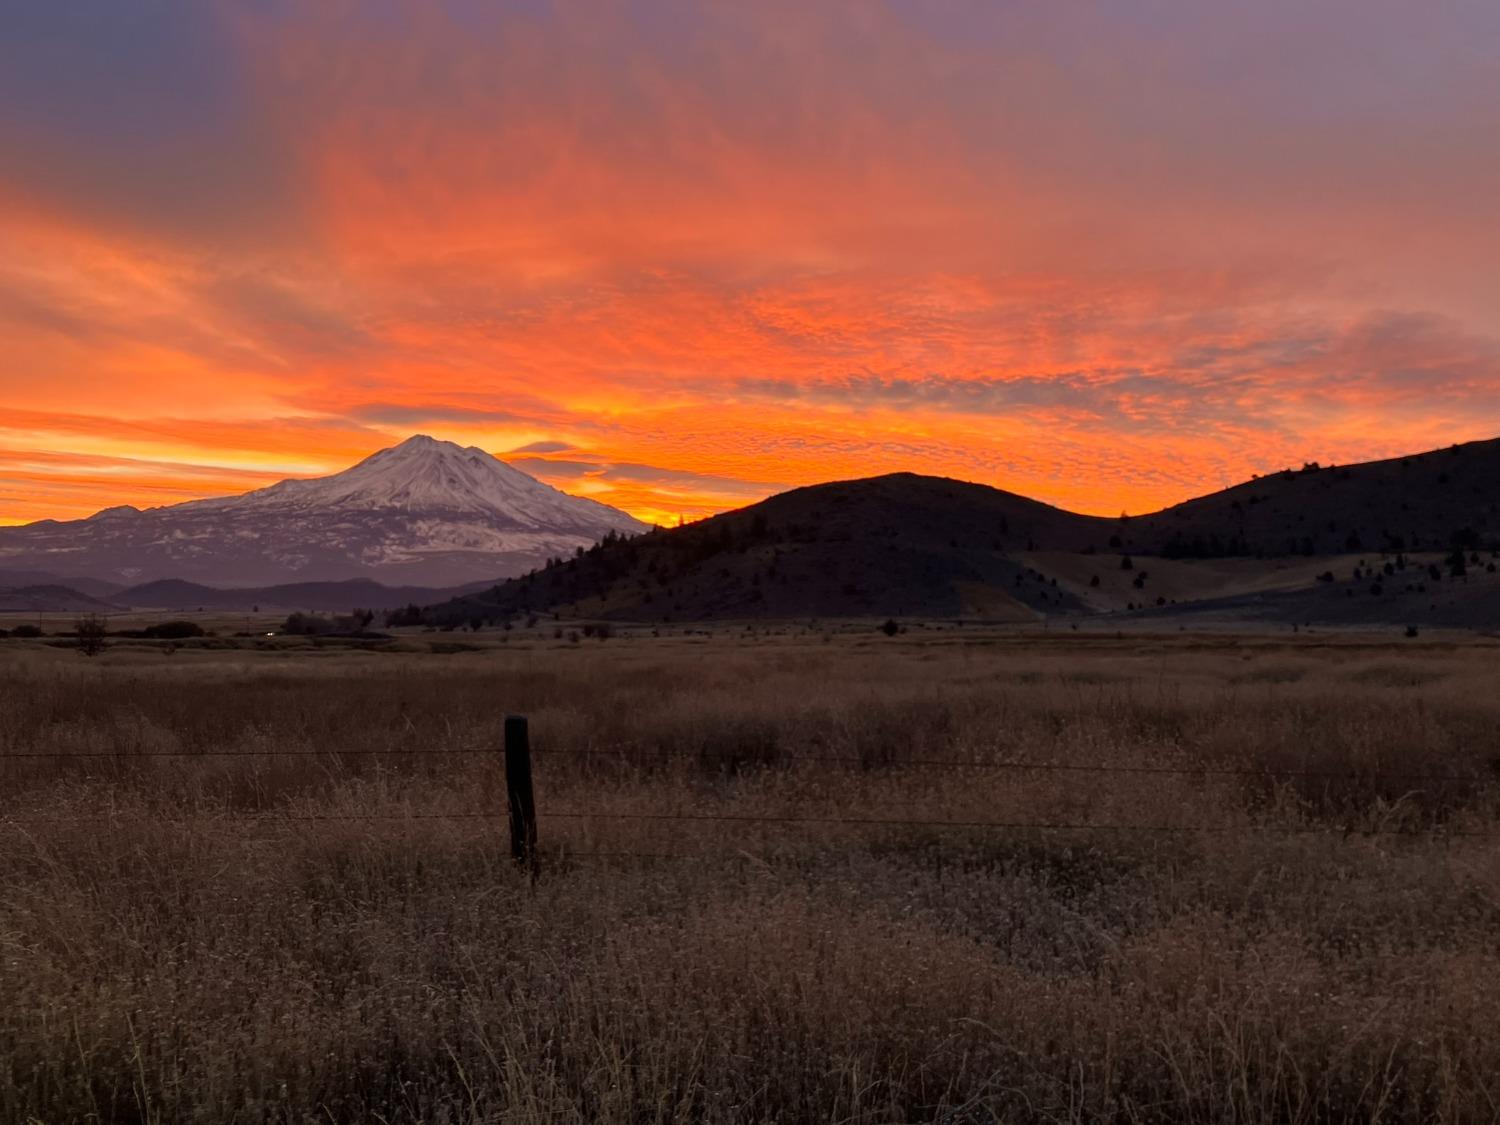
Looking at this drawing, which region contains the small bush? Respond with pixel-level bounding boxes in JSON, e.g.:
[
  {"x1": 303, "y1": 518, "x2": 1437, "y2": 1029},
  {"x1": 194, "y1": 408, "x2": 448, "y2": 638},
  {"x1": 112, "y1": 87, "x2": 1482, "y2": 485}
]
[
  {"x1": 143, "y1": 620, "x2": 206, "y2": 640},
  {"x1": 75, "y1": 614, "x2": 107, "y2": 657},
  {"x1": 11, "y1": 624, "x2": 43, "y2": 638},
  {"x1": 385, "y1": 604, "x2": 424, "y2": 628},
  {"x1": 282, "y1": 612, "x2": 329, "y2": 636},
  {"x1": 284, "y1": 611, "x2": 376, "y2": 636}
]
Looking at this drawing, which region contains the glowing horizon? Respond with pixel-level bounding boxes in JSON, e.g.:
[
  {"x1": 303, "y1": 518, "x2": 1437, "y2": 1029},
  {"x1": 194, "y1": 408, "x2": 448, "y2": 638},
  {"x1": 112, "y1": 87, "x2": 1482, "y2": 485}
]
[{"x1": 4, "y1": 2, "x2": 1499, "y2": 528}]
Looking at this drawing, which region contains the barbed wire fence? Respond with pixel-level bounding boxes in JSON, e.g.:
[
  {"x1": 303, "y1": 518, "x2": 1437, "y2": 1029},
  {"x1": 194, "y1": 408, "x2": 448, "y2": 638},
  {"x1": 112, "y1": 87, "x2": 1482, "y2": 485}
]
[{"x1": 4, "y1": 716, "x2": 1498, "y2": 866}]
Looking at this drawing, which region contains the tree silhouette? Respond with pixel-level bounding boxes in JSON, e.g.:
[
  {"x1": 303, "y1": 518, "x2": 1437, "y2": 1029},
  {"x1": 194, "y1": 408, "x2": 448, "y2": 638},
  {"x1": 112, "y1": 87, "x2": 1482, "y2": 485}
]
[{"x1": 75, "y1": 614, "x2": 107, "y2": 657}]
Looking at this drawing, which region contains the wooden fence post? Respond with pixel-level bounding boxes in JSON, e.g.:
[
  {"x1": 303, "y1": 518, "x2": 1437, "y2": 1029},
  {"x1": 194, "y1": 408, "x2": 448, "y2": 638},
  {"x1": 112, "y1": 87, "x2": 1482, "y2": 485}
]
[{"x1": 505, "y1": 714, "x2": 538, "y2": 879}]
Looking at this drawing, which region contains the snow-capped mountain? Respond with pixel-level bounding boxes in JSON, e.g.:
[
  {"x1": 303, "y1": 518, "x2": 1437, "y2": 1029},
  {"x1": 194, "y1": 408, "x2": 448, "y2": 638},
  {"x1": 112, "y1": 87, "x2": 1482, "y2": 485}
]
[{"x1": 0, "y1": 436, "x2": 652, "y2": 587}]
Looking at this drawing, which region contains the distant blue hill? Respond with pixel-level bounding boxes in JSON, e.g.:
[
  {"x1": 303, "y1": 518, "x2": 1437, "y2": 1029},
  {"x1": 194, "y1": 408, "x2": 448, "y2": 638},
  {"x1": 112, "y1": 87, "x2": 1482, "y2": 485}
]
[{"x1": 116, "y1": 577, "x2": 497, "y2": 613}]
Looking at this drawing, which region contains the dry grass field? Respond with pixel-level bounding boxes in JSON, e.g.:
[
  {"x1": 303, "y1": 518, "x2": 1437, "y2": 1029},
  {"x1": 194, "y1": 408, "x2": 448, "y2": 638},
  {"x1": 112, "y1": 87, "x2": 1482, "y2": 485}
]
[{"x1": 2, "y1": 628, "x2": 1499, "y2": 1123}]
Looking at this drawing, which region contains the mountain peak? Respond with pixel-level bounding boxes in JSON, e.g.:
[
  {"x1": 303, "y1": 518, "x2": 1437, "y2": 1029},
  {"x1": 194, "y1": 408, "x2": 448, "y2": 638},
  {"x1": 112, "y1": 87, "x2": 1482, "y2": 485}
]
[
  {"x1": 224, "y1": 436, "x2": 644, "y2": 528},
  {"x1": 87, "y1": 504, "x2": 143, "y2": 521},
  {"x1": 0, "y1": 436, "x2": 649, "y2": 587},
  {"x1": 387, "y1": 433, "x2": 466, "y2": 454}
]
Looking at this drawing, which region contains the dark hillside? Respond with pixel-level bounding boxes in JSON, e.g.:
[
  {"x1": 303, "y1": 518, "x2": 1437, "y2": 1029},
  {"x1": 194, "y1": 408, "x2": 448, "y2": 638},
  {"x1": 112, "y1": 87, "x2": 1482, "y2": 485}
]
[
  {"x1": 0, "y1": 570, "x2": 124, "y2": 598},
  {"x1": 0, "y1": 585, "x2": 123, "y2": 613},
  {"x1": 1125, "y1": 438, "x2": 1500, "y2": 558},
  {"x1": 431, "y1": 474, "x2": 1106, "y2": 623},
  {"x1": 427, "y1": 438, "x2": 1500, "y2": 626}
]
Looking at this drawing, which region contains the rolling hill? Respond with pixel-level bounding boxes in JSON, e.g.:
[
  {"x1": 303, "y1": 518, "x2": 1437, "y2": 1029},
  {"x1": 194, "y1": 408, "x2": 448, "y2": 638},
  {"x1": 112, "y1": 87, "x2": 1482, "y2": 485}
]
[
  {"x1": 0, "y1": 570, "x2": 124, "y2": 599},
  {"x1": 1121, "y1": 439, "x2": 1500, "y2": 558},
  {"x1": 0, "y1": 585, "x2": 124, "y2": 614},
  {"x1": 114, "y1": 577, "x2": 493, "y2": 613},
  {"x1": 425, "y1": 438, "x2": 1500, "y2": 628}
]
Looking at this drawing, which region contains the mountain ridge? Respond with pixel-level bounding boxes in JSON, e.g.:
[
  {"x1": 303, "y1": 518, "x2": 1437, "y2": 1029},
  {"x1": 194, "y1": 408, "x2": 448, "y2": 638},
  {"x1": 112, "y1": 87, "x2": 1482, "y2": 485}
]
[
  {"x1": 0, "y1": 585, "x2": 125, "y2": 614},
  {"x1": 0, "y1": 436, "x2": 650, "y2": 588},
  {"x1": 425, "y1": 436, "x2": 1500, "y2": 626},
  {"x1": 116, "y1": 576, "x2": 496, "y2": 613},
  {"x1": 7, "y1": 434, "x2": 1500, "y2": 624}
]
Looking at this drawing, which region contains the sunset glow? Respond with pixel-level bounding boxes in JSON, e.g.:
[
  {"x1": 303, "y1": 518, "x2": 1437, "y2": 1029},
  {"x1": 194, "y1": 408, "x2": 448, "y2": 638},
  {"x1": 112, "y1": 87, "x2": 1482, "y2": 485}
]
[{"x1": 4, "y1": 2, "x2": 1500, "y2": 526}]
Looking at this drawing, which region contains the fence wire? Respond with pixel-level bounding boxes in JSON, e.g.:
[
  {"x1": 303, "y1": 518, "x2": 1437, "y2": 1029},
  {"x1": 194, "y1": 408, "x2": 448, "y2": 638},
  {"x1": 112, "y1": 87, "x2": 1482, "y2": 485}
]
[
  {"x1": 1, "y1": 807, "x2": 1496, "y2": 840},
  {"x1": 6, "y1": 738, "x2": 1498, "y2": 848},
  {"x1": 2, "y1": 743, "x2": 1495, "y2": 786}
]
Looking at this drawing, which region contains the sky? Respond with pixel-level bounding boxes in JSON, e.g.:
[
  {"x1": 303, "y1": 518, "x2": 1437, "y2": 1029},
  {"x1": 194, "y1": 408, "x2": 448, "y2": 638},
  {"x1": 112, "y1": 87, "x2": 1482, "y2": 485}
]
[{"x1": 3, "y1": 0, "x2": 1500, "y2": 527}]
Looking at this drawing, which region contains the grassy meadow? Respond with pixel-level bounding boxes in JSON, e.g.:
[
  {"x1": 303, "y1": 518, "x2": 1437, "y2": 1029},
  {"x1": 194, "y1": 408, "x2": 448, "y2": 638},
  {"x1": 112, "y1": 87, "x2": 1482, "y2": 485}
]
[{"x1": 2, "y1": 627, "x2": 1499, "y2": 1122}]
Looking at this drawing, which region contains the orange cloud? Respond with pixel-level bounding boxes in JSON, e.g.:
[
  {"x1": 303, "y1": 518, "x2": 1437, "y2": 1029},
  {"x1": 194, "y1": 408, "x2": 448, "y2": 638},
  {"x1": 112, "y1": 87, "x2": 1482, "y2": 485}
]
[{"x1": 2, "y1": 2, "x2": 1499, "y2": 527}]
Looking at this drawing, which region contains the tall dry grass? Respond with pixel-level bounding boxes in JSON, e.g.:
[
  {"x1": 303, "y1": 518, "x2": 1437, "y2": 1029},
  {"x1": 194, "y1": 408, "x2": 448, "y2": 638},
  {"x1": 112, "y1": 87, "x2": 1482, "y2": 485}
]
[{"x1": 2, "y1": 632, "x2": 1499, "y2": 1122}]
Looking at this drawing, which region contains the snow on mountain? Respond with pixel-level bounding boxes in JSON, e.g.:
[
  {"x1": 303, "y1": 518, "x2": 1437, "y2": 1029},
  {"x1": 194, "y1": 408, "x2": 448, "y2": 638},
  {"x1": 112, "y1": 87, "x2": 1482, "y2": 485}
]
[
  {"x1": 0, "y1": 436, "x2": 651, "y2": 588},
  {"x1": 190, "y1": 435, "x2": 633, "y2": 525}
]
